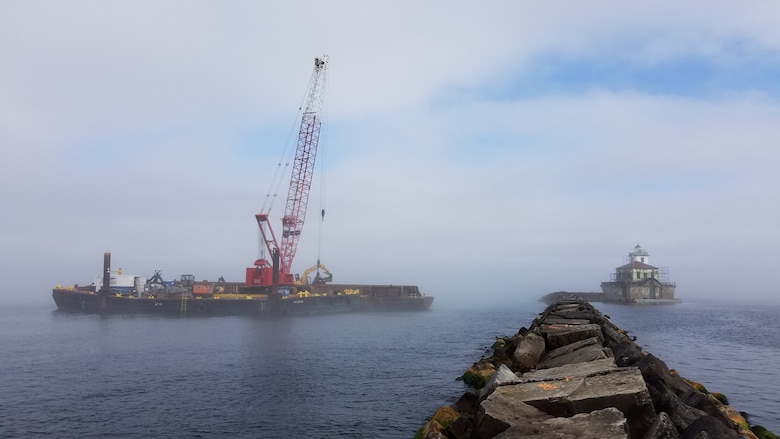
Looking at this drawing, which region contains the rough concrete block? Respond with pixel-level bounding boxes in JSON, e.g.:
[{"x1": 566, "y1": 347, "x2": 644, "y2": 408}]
[
  {"x1": 541, "y1": 317, "x2": 593, "y2": 326},
  {"x1": 474, "y1": 392, "x2": 551, "y2": 439},
  {"x1": 522, "y1": 357, "x2": 617, "y2": 382},
  {"x1": 553, "y1": 302, "x2": 582, "y2": 310},
  {"x1": 683, "y1": 415, "x2": 739, "y2": 439},
  {"x1": 610, "y1": 338, "x2": 644, "y2": 367},
  {"x1": 546, "y1": 302, "x2": 598, "y2": 320},
  {"x1": 480, "y1": 364, "x2": 521, "y2": 400},
  {"x1": 538, "y1": 343, "x2": 611, "y2": 369},
  {"x1": 541, "y1": 323, "x2": 604, "y2": 349},
  {"x1": 652, "y1": 388, "x2": 709, "y2": 432},
  {"x1": 542, "y1": 336, "x2": 602, "y2": 361},
  {"x1": 643, "y1": 411, "x2": 681, "y2": 439},
  {"x1": 495, "y1": 407, "x2": 629, "y2": 439},
  {"x1": 490, "y1": 367, "x2": 655, "y2": 437},
  {"x1": 454, "y1": 389, "x2": 479, "y2": 415},
  {"x1": 511, "y1": 332, "x2": 546, "y2": 372}
]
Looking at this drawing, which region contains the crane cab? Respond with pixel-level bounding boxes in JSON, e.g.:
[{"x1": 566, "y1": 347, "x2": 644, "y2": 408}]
[{"x1": 245, "y1": 259, "x2": 295, "y2": 290}]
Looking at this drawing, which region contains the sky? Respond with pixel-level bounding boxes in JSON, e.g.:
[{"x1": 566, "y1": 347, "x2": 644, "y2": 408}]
[{"x1": 2, "y1": 1, "x2": 780, "y2": 306}]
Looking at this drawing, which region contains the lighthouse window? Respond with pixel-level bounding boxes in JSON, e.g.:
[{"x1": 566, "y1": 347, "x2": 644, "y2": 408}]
[{"x1": 641, "y1": 257, "x2": 645, "y2": 262}]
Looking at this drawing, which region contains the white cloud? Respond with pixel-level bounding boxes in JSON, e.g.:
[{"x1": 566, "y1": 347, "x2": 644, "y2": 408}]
[{"x1": 2, "y1": 1, "x2": 780, "y2": 306}]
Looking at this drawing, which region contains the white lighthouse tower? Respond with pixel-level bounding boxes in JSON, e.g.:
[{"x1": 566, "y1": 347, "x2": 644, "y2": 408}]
[{"x1": 629, "y1": 244, "x2": 649, "y2": 265}]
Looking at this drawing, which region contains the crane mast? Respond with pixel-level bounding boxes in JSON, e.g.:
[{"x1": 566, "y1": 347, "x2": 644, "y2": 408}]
[
  {"x1": 247, "y1": 56, "x2": 329, "y2": 290},
  {"x1": 280, "y1": 56, "x2": 328, "y2": 274}
]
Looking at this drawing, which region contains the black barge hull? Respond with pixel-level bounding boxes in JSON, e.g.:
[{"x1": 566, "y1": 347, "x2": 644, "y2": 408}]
[
  {"x1": 309, "y1": 283, "x2": 433, "y2": 311},
  {"x1": 52, "y1": 288, "x2": 360, "y2": 316}
]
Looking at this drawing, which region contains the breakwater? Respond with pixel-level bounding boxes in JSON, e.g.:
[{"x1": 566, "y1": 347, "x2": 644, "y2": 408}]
[
  {"x1": 540, "y1": 291, "x2": 605, "y2": 303},
  {"x1": 419, "y1": 299, "x2": 777, "y2": 439}
]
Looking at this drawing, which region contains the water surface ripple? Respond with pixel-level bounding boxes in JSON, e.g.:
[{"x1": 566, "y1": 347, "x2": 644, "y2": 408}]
[{"x1": 0, "y1": 300, "x2": 777, "y2": 437}]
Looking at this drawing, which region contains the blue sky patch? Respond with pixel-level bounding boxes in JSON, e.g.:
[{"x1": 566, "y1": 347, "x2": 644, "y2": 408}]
[{"x1": 491, "y1": 44, "x2": 780, "y2": 100}]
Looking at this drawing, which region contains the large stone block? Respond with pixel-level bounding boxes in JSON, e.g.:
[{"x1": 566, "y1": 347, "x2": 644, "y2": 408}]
[
  {"x1": 488, "y1": 367, "x2": 655, "y2": 437},
  {"x1": 537, "y1": 342, "x2": 612, "y2": 369},
  {"x1": 419, "y1": 405, "x2": 459, "y2": 438},
  {"x1": 480, "y1": 364, "x2": 521, "y2": 400},
  {"x1": 474, "y1": 391, "x2": 551, "y2": 439},
  {"x1": 541, "y1": 317, "x2": 592, "y2": 326},
  {"x1": 522, "y1": 357, "x2": 617, "y2": 382},
  {"x1": 552, "y1": 301, "x2": 582, "y2": 310},
  {"x1": 683, "y1": 415, "x2": 739, "y2": 439},
  {"x1": 610, "y1": 338, "x2": 645, "y2": 367},
  {"x1": 454, "y1": 389, "x2": 479, "y2": 415},
  {"x1": 511, "y1": 332, "x2": 546, "y2": 372},
  {"x1": 495, "y1": 407, "x2": 629, "y2": 439},
  {"x1": 463, "y1": 359, "x2": 497, "y2": 387},
  {"x1": 643, "y1": 411, "x2": 681, "y2": 439},
  {"x1": 545, "y1": 302, "x2": 598, "y2": 319},
  {"x1": 544, "y1": 335, "x2": 601, "y2": 357},
  {"x1": 651, "y1": 388, "x2": 709, "y2": 432},
  {"x1": 541, "y1": 323, "x2": 604, "y2": 349},
  {"x1": 538, "y1": 335, "x2": 602, "y2": 365}
]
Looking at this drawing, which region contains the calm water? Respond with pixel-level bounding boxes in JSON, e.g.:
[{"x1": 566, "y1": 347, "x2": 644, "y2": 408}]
[
  {"x1": 0, "y1": 299, "x2": 778, "y2": 438},
  {"x1": 598, "y1": 300, "x2": 780, "y2": 433}
]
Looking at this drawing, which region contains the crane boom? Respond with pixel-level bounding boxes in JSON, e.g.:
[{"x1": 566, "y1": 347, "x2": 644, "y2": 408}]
[
  {"x1": 280, "y1": 55, "x2": 328, "y2": 274},
  {"x1": 246, "y1": 56, "x2": 329, "y2": 290}
]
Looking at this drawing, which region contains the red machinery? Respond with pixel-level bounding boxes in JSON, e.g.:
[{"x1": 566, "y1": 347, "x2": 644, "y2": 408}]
[{"x1": 246, "y1": 56, "x2": 329, "y2": 291}]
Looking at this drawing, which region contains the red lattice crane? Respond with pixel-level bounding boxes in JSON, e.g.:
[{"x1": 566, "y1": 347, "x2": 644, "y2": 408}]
[{"x1": 245, "y1": 56, "x2": 329, "y2": 291}]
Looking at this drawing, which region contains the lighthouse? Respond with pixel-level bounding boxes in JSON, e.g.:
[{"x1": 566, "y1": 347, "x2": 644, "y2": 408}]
[{"x1": 601, "y1": 244, "x2": 678, "y2": 303}]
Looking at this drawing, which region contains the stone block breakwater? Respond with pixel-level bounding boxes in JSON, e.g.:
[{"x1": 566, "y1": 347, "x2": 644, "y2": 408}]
[{"x1": 419, "y1": 299, "x2": 777, "y2": 439}]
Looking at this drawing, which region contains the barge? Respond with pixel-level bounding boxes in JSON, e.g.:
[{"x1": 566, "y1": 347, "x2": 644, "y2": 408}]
[
  {"x1": 52, "y1": 252, "x2": 432, "y2": 316},
  {"x1": 52, "y1": 59, "x2": 435, "y2": 317},
  {"x1": 52, "y1": 253, "x2": 360, "y2": 316},
  {"x1": 52, "y1": 285, "x2": 361, "y2": 316}
]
